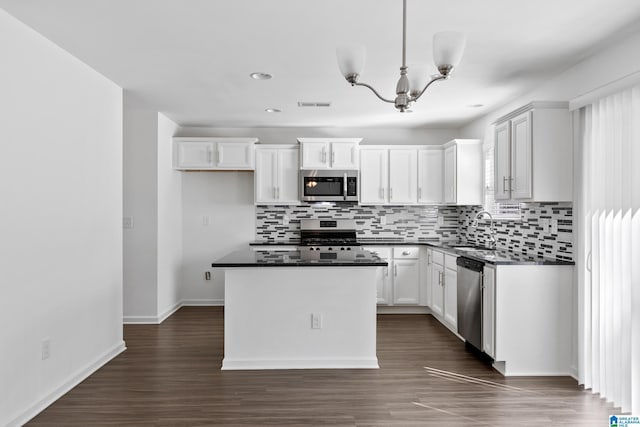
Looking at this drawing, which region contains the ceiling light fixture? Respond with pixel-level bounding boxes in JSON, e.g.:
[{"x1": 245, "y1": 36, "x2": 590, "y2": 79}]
[
  {"x1": 336, "y1": 0, "x2": 466, "y2": 113},
  {"x1": 250, "y1": 72, "x2": 272, "y2": 80}
]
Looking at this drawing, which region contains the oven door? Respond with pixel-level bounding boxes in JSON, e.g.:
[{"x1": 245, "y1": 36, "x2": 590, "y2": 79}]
[{"x1": 300, "y1": 170, "x2": 358, "y2": 202}]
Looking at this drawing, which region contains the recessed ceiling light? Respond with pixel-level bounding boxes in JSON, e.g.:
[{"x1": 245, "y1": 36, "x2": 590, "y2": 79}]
[
  {"x1": 250, "y1": 72, "x2": 272, "y2": 80},
  {"x1": 467, "y1": 104, "x2": 484, "y2": 108},
  {"x1": 265, "y1": 108, "x2": 281, "y2": 113}
]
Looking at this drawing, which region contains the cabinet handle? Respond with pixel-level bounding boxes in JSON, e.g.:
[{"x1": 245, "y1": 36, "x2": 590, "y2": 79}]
[
  {"x1": 207, "y1": 146, "x2": 213, "y2": 163},
  {"x1": 418, "y1": 187, "x2": 422, "y2": 200},
  {"x1": 273, "y1": 187, "x2": 277, "y2": 199},
  {"x1": 380, "y1": 188, "x2": 385, "y2": 199},
  {"x1": 502, "y1": 176, "x2": 508, "y2": 193},
  {"x1": 276, "y1": 187, "x2": 280, "y2": 199},
  {"x1": 509, "y1": 176, "x2": 514, "y2": 192},
  {"x1": 389, "y1": 188, "x2": 393, "y2": 200},
  {"x1": 322, "y1": 148, "x2": 327, "y2": 164},
  {"x1": 332, "y1": 150, "x2": 335, "y2": 164},
  {"x1": 394, "y1": 264, "x2": 398, "y2": 277}
]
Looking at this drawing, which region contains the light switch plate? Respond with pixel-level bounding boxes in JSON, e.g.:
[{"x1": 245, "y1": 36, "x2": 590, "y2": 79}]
[{"x1": 123, "y1": 216, "x2": 134, "y2": 229}]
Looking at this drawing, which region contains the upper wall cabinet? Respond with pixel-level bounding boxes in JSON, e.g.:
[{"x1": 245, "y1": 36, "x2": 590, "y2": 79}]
[
  {"x1": 417, "y1": 147, "x2": 443, "y2": 204},
  {"x1": 494, "y1": 102, "x2": 571, "y2": 202},
  {"x1": 254, "y1": 145, "x2": 299, "y2": 204},
  {"x1": 298, "y1": 138, "x2": 361, "y2": 169},
  {"x1": 173, "y1": 137, "x2": 257, "y2": 170},
  {"x1": 360, "y1": 147, "x2": 418, "y2": 205},
  {"x1": 442, "y1": 139, "x2": 483, "y2": 205}
]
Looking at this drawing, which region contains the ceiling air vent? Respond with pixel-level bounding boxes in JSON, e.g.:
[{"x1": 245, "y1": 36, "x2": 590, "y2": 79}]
[{"x1": 298, "y1": 102, "x2": 332, "y2": 108}]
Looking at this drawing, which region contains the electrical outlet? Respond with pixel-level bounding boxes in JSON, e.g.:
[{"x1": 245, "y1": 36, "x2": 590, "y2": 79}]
[
  {"x1": 123, "y1": 216, "x2": 134, "y2": 229},
  {"x1": 380, "y1": 216, "x2": 386, "y2": 225},
  {"x1": 41, "y1": 338, "x2": 50, "y2": 360},
  {"x1": 550, "y1": 219, "x2": 559, "y2": 234},
  {"x1": 311, "y1": 313, "x2": 322, "y2": 329},
  {"x1": 437, "y1": 215, "x2": 444, "y2": 226},
  {"x1": 203, "y1": 215, "x2": 210, "y2": 226},
  {"x1": 283, "y1": 215, "x2": 290, "y2": 226},
  {"x1": 204, "y1": 271, "x2": 211, "y2": 281}
]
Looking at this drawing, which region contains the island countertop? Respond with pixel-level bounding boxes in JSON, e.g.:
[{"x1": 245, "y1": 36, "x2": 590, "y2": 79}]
[{"x1": 212, "y1": 249, "x2": 388, "y2": 267}]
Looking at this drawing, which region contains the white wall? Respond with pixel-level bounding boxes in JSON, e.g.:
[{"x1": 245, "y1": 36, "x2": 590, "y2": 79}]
[
  {"x1": 460, "y1": 28, "x2": 640, "y2": 137},
  {"x1": 156, "y1": 113, "x2": 182, "y2": 318},
  {"x1": 123, "y1": 93, "x2": 159, "y2": 321},
  {"x1": 0, "y1": 9, "x2": 124, "y2": 427},
  {"x1": 181, "y1": 172, "x2": 255, "y2": 304},
  {"x1": 176, "y1": 126, "x2": 458, "y2": 146}
]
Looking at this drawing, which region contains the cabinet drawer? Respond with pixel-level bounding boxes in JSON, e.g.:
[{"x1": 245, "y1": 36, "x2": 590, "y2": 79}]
[
  {"x1": 393, "y1": 246, "x2": 419, "y2": 259},
  {"x1": 432, "y1": 250, "x2": 444, "y2": 265},
  {"x1": 445, "y1": 253, "x2": 458, "y2": 270},
  {"x1": 365, "y1": 246, "x2": 391, "y2": 260}
]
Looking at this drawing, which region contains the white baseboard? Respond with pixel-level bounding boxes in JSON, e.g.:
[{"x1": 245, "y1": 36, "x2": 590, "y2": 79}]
[
  {"x1": 221, "y1": 357, "x2": 379, "y2": 370},
  {"x1": 7, "y1": 341, "x2": 126, "y2": 427},
  {"x1": 181, "y1": 298, "x2": 224, "y2": 306},
  {"x1": 124, "y1": 299, "x2": 224, "y2": 324},
  {"x1": 376, "y1": 305, "x2": 431, "y2": 314}
]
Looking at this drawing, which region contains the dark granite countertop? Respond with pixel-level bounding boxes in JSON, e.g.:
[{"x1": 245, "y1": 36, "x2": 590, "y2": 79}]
[
  {"x1": 249, "y1": 240, "x2": 574, "y2": 266},
  {"x1": 212, "y1": 249, "x2": 388, "y2": 268}
]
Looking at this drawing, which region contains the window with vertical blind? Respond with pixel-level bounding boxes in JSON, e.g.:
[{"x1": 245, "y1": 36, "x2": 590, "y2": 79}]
[
  {"x1": 576, "y1": 84, "x2": 640, "y2": 414},
  {"x1": 483, "y1": 134, "x2": 520, "y2": 219}
]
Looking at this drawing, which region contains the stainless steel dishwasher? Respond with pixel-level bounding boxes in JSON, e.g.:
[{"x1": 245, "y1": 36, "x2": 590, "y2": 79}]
[{"x1": 457, "y1": 257, "x2": 484, "y2": 351}]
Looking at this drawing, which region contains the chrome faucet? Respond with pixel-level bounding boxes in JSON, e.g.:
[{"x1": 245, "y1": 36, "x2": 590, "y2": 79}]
[{"x1": 472, "y1": 210, "x2": 496, "y2": 249}]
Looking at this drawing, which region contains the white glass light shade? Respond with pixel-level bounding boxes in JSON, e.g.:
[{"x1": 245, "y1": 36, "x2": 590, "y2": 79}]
[
  {"x1": 433, "y1": 31, "x2": 466, "y2": 68},
  {"x1": 336, "y1": 46, "x2": 366, "y2": 78}
]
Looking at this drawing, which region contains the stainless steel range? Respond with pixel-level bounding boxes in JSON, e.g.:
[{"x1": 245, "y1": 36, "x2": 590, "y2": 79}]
[{"x1": 299, "y1": 219, "x2": 361, "y2": 260}]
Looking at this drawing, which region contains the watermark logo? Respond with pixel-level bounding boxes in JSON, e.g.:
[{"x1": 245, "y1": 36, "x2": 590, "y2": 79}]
[{"x1": 610, "y1": 415, "x2": 640, "y2": 426}]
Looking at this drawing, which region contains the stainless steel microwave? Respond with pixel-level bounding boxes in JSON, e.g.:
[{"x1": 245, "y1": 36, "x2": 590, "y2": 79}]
[{"x1": 300, "y1": 170, "x2": 358, "y2": 202}]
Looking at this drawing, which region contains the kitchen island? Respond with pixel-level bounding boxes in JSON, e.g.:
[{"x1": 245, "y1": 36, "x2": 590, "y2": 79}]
[{"x1": 212, "y1": 248, "x2": 387, "y2": 370}]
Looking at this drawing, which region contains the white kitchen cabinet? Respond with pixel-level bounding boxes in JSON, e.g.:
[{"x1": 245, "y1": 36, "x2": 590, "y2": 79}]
[
  {"x1": 443, "y1": 254, "x2": 458, "y2": 331},
  {"x1": 359, "y1": 147, "x2": 418, "y2": 205},
  {"x1": 418, "y1": 148, "x2": 443, "y2": 204},
  {"x1": 297, "y1": 138, "x2": 361, "y2": 169},
  {"x1": 365, "y1": 246, "x2": 423, "y2": 306},
  {"x1": 173, "y1": 137, "x2": 257, "y2": 170},
  {"x1": 442, "y1": 139, "x2": 483, "y2": 205},
  {"x1": 254, "y1": 145, "x2": 299, "y2": 204},
  {"x1": 494, "y1": 102, "x2": 572, "y2": 202},
  {"x1": 367, "y1": 247, "x2": 392, "y2": 305},
  {"x1": 430, "y1": 250, "x2": 458, "y2": 333},
  {"x1": 482, "y1": 265, "x2": 496, "y2": 359},
  {"x1": 392, "y1": 247, "x2": 420, "y2": 305}
]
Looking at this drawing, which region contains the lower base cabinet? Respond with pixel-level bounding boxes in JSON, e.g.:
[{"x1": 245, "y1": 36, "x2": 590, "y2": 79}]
[
  {"x1": 428, "y1": 249, "x2": 458, "y2": 333},
  {"x1": 366, "y1": 246, "x2": 424, "y2": 306},
  {"x1": 482, "y1": 265, "x2": 496, "y2": 359}
]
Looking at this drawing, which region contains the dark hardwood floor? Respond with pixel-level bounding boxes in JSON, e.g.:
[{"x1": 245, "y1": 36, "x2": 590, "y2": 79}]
[{"x1": 28, "y1": 307, "x2": 618, "y2": 426}]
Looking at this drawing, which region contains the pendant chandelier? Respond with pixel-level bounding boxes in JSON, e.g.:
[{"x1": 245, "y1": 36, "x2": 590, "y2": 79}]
[{"x1": 336, "y1": 0, "x2": 466, "y2": 112}]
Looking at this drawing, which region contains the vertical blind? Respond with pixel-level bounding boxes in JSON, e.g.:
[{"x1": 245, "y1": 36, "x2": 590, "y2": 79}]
[{"x1": 577, "y1": 85, "x2": 640, "y2": 413}]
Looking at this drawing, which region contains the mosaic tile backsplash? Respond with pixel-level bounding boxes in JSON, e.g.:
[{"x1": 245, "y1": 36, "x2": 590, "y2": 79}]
[
  {"x1": 256, "y1": 202, "x2": 573, "y2": 261},
  {"x1": 256, "y1": 204, "x2": 459, "y2": 243},
  {"x1": 458, "y1": 203, "x2": 573, "y2": 261}
]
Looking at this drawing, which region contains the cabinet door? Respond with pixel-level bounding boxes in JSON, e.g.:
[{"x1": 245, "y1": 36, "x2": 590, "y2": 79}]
[
  {"x1": 254, "y1": 149, "x2": 278, "y2": 203},
  {"x1": 393, "y1": 259, "x2": 420, "y2": 305},
  {"x1": 330, "y1": 142, "x2": 358, "y2": 169},
  {"x1": 300, "y1": 142, "x2": 329, "y2": 169},
  {"x1": 277, "y1": 148, "x2": 300, "y2": 203},
  {"x1": 388, "y1": 149, "x2": 418, "y2": 204},
  {"x1": 494, "y1": 121, "x2": 511, "y2": 200},
  {"x1": 482, "y1": 266, "x2": 496, "y2": 359},
  {"x1": 367, "y1": 247, "x2": 392, "y2": 305},
  {"x1": 175, "y1": 140, "x2": 215, "y2": 169},
  {"x1": 443, "y1": 145, "x2": 457, "y2": 204},
  {"x1": 510, "y1": 111, "x2": 532, "y2": 199},
  {"x1": 359, "y1": 149, "x2": 388, "y2": 204},
  {"x1": 443, "y1": 266, "x2": 458, "y2": 331},
  {"x1": 422, "y1": 249, "x2": 432, "y2": 307},
  {"x1": 418, "y1": 149, "x2": 443, "y2": 204},
  {"x1": 431, "y1": 262, "x2": 444, "y2": 317},
  {"x1": 216, "y1": 142, "x2": 254, "y2": 169}
]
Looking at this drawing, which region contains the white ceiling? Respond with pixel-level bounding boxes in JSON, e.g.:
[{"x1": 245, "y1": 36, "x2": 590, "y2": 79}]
[{"x1": 2, "y1": 0, "x2": 640, "y2": 129}]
